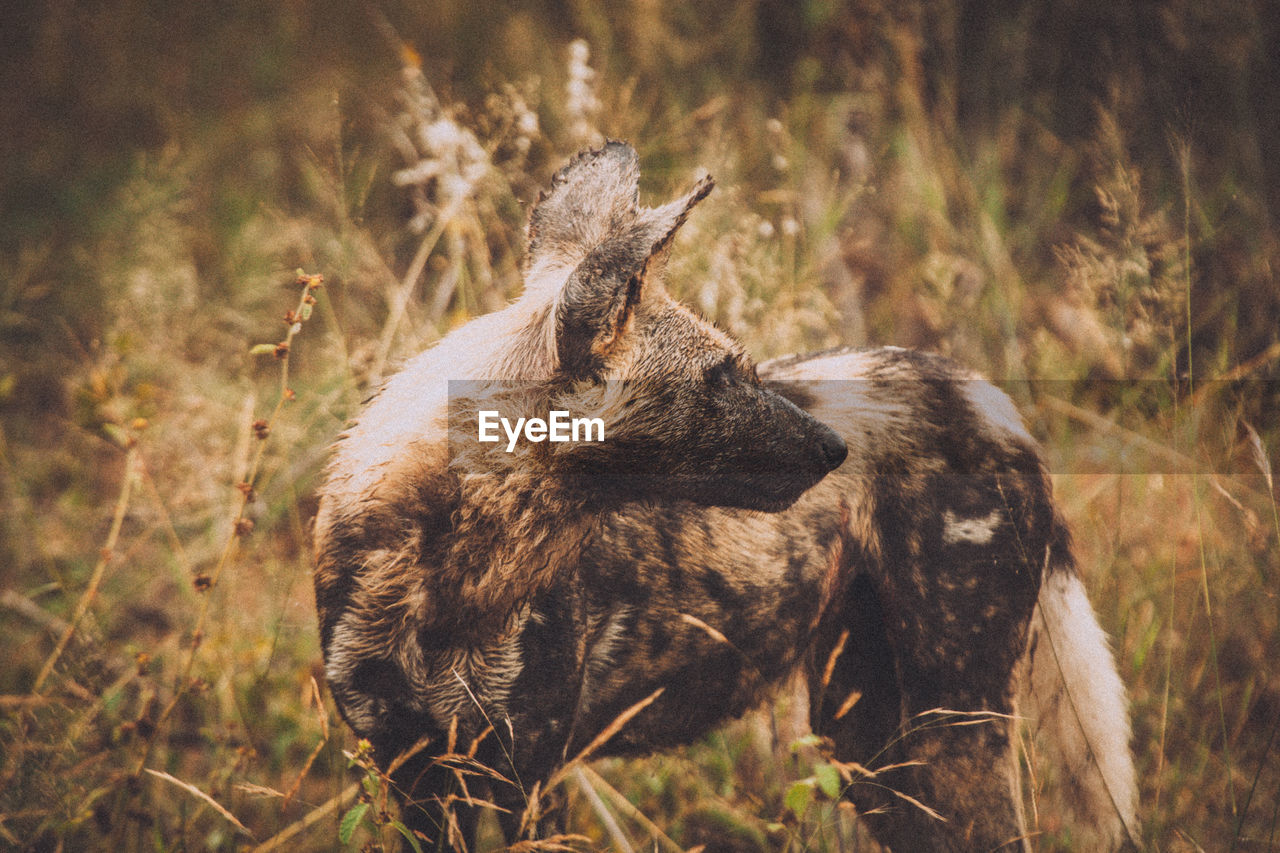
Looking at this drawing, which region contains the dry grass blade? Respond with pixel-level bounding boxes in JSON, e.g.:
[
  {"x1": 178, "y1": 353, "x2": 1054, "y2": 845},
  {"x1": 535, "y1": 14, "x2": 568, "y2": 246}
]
[
  {"x1": 1202, "y1": 340, "x2": 1280, "y2": 385},
  {"x1": 679, "y1": 613, "x2": 729, "y2": 645},
  {"x1": 573, "y1": 766, "x2": 635, "y2": 853},
  {"x1": 832, "y1": 758, "x2": 879, "y2": 780},
  {"x1": 234, "y1": 783, "x2": 286, "y2": 799},
  {"x1": 675, "y1": 614, "x2": 767, "y2": 682},
  {"x1": 1244, "y1": 421, "x2": 1274, "y2": 493},
  {"x1": 144, "y1": 768, "x2": 254, "y2": 838},
  {"x1": 252, "y1": 780, "x2": 360, "y2": 852},
  {"x1": 868, "y1": 759, "x2": 926, "y2": 774},
  {"x1": 432, "y1": 752, "x2": 516, "y2": 786},
  {"x1": 833, "y1": 688, "x2": 862, "y2": 721},
  {"x1": 505, "y1": 834, "x2": 592, "y2": 852},
  {"x1": 546, "y1": 688, "x2": 664, "y2": 791},
  {"x1": 575, "y1": 765, "x2": 685, "y2": 853},
  {"x1": 820, "y1": 629, "x2": 849, "y2": 689},
  {"x1": 883, "y1": 785, "x2": 947, "y2": 823},
  {"x1": 282, "y1": 677, "x2": 330, "y2": 810},
  {"x1": 911, "y1": 707, "x2": 1018, "y2": 728}
]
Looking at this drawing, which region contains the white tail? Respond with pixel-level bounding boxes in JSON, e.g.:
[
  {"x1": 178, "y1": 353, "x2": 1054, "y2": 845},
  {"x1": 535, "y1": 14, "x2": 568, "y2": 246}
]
[{"x1": 1022, "y1": 566, "x2": 1140, "y2": 849}]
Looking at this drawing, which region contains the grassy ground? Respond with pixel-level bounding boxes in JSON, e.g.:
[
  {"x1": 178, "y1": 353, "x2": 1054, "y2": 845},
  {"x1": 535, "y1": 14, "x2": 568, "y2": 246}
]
[{"x1": 1, "y1": 2, "x2": 1277, "y2": 850}]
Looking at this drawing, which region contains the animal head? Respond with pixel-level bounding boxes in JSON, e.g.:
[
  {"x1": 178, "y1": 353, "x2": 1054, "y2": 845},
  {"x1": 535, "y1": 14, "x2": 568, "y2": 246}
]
[{"x1": 509, "y1": 142, "x2": 847, "y2": 511}]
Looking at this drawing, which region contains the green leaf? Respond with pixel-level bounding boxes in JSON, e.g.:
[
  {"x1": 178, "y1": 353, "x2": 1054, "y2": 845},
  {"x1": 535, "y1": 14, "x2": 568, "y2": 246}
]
[
  {"x1": 361, "y1": 773, "x2": 379, "y2": 798},
  {"x1": 299, "y1": 302, "x2": 313, "y2": 320},
  {"x1": 789, "y1": 733, "x2": 825, "y2": 753},
  {"x1": 390, "y1": 820, "x2": 425, "y2": 853},
  {"x1": 784, "y1": 779, "x2": 814, "y2": 819},
  {"x1": 338, "y1": 802, "x2": 370, "y2": 844},
  {"x1": 249, "y1": 343, "x2": 279, "y2": 356},
  {"x1": 101, "y1": 422, "x2": 130, "y2": 448},
  {"x1": 815, "y1": 762, "x2": 842, "y2": 799}
]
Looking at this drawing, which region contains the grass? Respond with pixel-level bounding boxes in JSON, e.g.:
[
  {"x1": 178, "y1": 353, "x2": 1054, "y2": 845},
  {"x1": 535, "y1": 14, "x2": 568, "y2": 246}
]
[{"x1": 1, "y1": 2, "x2": 1278, "y2": 850}]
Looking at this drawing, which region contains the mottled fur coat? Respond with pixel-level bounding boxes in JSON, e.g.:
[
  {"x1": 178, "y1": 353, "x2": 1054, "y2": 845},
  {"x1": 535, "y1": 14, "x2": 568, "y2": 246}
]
[{"x1": 314, "y1": 143, "x2": 1138, "y2": 851}]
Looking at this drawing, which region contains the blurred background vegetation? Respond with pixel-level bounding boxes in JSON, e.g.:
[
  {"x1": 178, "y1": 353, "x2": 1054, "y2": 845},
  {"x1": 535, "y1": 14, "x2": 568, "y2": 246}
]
[{"x1": 1, "y1": 0, "x2": 1277, "y2": 849}]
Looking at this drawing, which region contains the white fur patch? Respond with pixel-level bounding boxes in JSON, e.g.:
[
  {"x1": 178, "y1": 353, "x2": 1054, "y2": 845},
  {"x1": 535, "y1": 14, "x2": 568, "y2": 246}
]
[
  {"x1": 960, "y1": 379, "x2": 1034, "y2": 445},
  {"x1": 942, "y1": 509, "x2": 1003, "y2": 545},
  {"x1": 324, "y1": 615, "x2": 379, "y2": 732},
  {"x1": 762, "y1": 348, "x2": 888, "y2": 382},
  {"x1": 1027, "y1": 569, "x2": 1139, "y2": 848},
  {"x1": 422, "y1": 609, "x2": 528, "y2": 725},
  {"x1": 330, "y1": 275, "x2": 570, "y2": 501},
  {"x1": 584, "y1": 607, "x2": 634, "y2": 689}
]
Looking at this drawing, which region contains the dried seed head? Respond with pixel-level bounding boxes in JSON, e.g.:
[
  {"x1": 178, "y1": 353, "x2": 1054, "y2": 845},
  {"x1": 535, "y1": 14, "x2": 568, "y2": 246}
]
[{"x1": 295, "y1": 270, "x2": 324, "y2": 289}]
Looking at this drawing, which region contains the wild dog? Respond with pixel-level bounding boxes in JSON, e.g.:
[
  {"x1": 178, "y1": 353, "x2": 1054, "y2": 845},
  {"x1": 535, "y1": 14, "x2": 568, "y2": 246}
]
[{"x1": 314, "y1": 142, "x2": 1138, "y2": 851}]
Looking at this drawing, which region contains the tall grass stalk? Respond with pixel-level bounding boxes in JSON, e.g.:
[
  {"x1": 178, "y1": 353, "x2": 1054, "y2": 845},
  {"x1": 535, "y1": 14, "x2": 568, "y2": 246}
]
[
  {"x1": 1178, "y1": 143, "x2": 1239, "y2": 827},
  {"x1": 133, "y1": 271, "x2": 324, "y2": 780},
  {"x1": 29, "y1": 443, "x2": 139, "y2": 695},
  {"x1": 368, "y1": 204, "x2": 459, "y2": 390},
  {"x1": 1232, "y1": 425, "x2": 1279, "y2": 847}
]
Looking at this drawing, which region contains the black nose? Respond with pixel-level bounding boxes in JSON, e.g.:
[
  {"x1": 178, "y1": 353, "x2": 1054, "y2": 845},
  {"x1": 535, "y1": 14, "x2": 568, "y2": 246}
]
[{"x1": 818, "y1": 426, "x2": 847, "y2": 470}]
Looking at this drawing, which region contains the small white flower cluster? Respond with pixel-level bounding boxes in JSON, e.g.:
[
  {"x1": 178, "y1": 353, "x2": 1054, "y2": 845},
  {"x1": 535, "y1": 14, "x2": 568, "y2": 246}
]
[
  {"x1": 565, "y1": 39, "x2": 602, "y2": 147},
  {"x1": 505, "y1": 86, "x2": 540, "y2": 156},
  {"x1": 766, "y1": 118, "x2": 790, "y2": 173},
  {"x1": 761, "y1": 117, "x2": 800, "y2": 239},
  {"x1": 389, "y1": 63, "x2": 490, "y2": 234}
]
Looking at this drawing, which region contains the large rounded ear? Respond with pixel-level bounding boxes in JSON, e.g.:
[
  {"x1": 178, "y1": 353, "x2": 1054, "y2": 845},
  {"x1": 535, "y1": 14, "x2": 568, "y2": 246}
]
[
  {"x1": 553, "y1": 170, "x2": 715, "y2": 377},
  {"x1": 527, "y1": 141, "x2": 642, "y2": 274}
]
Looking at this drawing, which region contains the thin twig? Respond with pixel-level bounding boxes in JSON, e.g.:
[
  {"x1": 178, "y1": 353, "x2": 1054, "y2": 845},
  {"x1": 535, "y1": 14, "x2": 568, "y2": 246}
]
[
  {"x1": 1, "y1": 588, "x2": 72, "y2": 637},
  {"x1": 134, "y1": 272, "x2": 322, "y2": 778}
]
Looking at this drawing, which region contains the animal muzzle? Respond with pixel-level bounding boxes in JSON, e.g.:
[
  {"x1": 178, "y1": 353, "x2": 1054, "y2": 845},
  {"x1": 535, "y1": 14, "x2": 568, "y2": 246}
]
[
  {"x1": 708, "y1": 390, "x2": 847, "y2": 511},
  {"x1": 813, "y1": 421, "x2": 848, "y2": 471}
]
